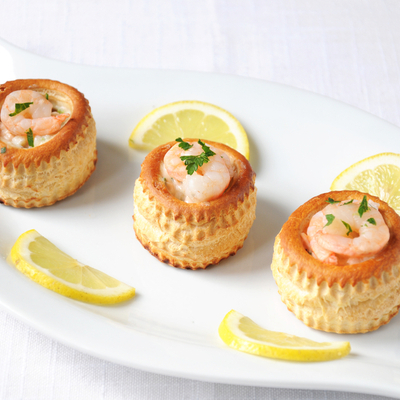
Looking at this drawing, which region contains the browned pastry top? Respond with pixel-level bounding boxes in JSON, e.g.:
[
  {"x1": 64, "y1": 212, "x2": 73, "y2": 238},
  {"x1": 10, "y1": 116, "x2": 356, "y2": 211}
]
[
  {"x1": 139, "y1": 139, "x2": 256, "y2": 222},
  {"x1": 0, "y1": 79, "x2": 92, "y2": 167},
  {"x1": 279, "y1": 190, "x2": 400, "y2": 287}
]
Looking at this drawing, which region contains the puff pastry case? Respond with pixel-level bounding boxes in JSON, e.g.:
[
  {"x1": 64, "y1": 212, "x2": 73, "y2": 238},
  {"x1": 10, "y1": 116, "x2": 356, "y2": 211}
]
[{"x1": 0, "y1": 79, "x2": 97, "y2": 208}]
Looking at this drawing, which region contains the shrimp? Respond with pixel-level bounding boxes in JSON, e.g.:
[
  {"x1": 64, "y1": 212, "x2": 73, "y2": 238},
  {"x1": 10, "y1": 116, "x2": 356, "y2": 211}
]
[
  {"x1": 162, "y1": 141, "x2": 233, "y2": 203},
  {"x1": 0, "y1": 90, "x2": 69, "y2": 136},
  {"x1": 304, "y1": 198, "x2": 390, "y2": 265},
  {"x1": 302, "y1": 213, "x2": 338, "y2": 264}
]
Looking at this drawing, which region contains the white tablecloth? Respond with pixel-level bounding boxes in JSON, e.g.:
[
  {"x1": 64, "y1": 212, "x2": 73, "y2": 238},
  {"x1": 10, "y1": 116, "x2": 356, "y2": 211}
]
[{"x1": 0, "y1": 1, "x2": 399, "y2": 399}]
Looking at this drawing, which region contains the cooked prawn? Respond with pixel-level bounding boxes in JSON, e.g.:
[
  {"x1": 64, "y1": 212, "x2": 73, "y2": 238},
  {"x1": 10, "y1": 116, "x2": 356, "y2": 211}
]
[
  {"x1": 302, "y1": 214, "x2": 338, "y2": 264},
  {"x1": 304, "y1": 198, "x2": 390, "y2": 265},
  {"x1": 162, "y1": 141, "x2": 233, "y2": 203},
  {"x1": 1, "y1": 90, "x2": 69, "y2": 136}
]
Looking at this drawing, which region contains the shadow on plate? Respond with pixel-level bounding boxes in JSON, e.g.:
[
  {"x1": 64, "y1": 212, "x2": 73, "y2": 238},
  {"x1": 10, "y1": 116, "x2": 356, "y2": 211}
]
[
  {"x1": 251, "y1": 196, "x2": 288, "y2": 252},
  {"x1": 245, "y1": 127, "x2": 261, "y2": 172},
  {"x1": 50, "y1": 137, "x2": 140, "y2": 209},
  {"x1": 203, "y1": 196, "x2": 288, "y2": 275}
]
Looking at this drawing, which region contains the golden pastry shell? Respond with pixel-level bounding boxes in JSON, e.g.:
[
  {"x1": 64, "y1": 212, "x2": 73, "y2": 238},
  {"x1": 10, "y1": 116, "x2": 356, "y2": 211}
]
[
  {"x1": 133, "y1": 139, "x2": 257, "y2": 269},
  {"x1": 0, "y1": 79, "x2": 97, "y2": 207},
  {"x1": 272, "y1": 190, "x2": 400, "y2": 333},
  {"x1": 278, "y1": 190, "x2": 400, "y2": 287}
]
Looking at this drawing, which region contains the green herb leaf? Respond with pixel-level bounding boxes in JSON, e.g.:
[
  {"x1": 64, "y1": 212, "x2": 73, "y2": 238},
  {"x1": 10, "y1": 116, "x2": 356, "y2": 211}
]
[
  {"x1": 175, "y1": 137, "x2": 193, "y2": 151},
  {"x1": 26, "y1": 128, "x2": 34, "y2": 147},
  {"x1": 179, "y1": 140, "x2": 216, "y2": 175},
  {"x1": 180, "y1": 153, "x2": 207, "y2": 175},
  {"x1": 198, "y1": 139, "x2": 216, "y2": 158},
  {"x1": 358, "y1": 195, "x2": 369, "y2": 218},
  {"x1": 367, "y1": 218, "x2": 376, "y2": 225},
  {"x1": 341, "y1": 220, "x2": 353, "y2": 236},
  {"x1": 9, "y1": 102, "x2": 33, "y2": 117},
  {"x1": 45, "y1": 93, "x2": 49, "y2": 100},
  {"x1": 326, "y1": 198, "x2": 340, "y2": 204},
  {"x1": 324, "y1": 214, "x2": 335, "y2": 227},
  {"x1": 1, "y1": 147, "x2": 6, "y2": 154},
  {"x1": 343, "y1": 199, "x2": 354, "y2": 205}
]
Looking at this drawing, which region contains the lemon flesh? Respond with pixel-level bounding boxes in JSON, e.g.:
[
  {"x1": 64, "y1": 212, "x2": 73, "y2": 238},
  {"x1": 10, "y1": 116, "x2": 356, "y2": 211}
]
[
  {"x1": 219, "y1": 310, "x2": 351, "y2": 362},
  {"x1": 10, "y1": 230, "x2": 135, "y2": 304},
  {"x1": 129, "y1": 100, "x2": 250, "y2": 159},
  {"x1": 331, "y1": 152, "x2": 400, "y2": 214}
]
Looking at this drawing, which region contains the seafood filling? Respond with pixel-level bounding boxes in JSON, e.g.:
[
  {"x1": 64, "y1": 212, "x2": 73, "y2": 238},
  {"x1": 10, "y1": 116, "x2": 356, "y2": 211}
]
[
  {"x1": 161, "y1": 139, "x2": 234, "y2": 203},
  {"x1": 301, "y1": 196, "x2": 390, "y2": 265},
  {"x1": 0, "y1": 90, "x2": 70, "y2": 148}
]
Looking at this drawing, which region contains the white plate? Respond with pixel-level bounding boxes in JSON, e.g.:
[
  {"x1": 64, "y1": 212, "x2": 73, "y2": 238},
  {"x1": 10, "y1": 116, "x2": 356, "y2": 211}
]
[{"x1": 1, "y1": 38, "x2": 400, "y2": 399}]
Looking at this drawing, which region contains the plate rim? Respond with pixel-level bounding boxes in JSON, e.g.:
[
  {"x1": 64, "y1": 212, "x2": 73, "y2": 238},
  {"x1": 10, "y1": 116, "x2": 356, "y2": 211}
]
[{"x1": 1, "y1": 37, "x2": 400, "y2": 399}]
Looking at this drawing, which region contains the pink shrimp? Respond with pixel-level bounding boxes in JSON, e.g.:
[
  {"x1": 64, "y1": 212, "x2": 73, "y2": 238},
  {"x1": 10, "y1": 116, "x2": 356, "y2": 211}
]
[
  {"x1": 162, "y1": 140, "x2": 233, "y2": 203},
  {"x1": 304, "y1": 198, "x2": 390, "y2": 265},
  {"x1": 1, "y1": 90, "x2": 69, "y2": 136}
]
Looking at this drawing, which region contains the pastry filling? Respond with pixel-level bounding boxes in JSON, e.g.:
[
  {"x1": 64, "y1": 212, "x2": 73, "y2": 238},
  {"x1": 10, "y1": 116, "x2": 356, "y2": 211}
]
[
  {"x1": 161, "y1": 138, "x2": 234, "y2": 203},
  {"x1": 301, "y1": 196, "x2": 390, "y2": 266},
  {"x1": 0, "y1": 89, "x2": 71, "y2": 149}
]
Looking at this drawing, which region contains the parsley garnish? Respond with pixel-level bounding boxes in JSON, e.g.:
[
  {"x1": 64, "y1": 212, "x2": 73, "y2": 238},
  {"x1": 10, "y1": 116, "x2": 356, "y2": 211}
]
[
  {"x1": 343, "y1": 199, "x2": 354, "y2": 205},
  {"x1": 367, "y1": 218, "x2": 376, "y2": 225},
  {"x1": 180, "y1": 139, "x2": 216, "y2": 175},
  {"x1": 45, "y1": 93, "x2": 49, "y2": 100},
  {"x1": 26, "y1": 128, "x2": 34, "y2": 147},
  {"x1": 342, "y1": 220, "x2": 353, "y2": 236},
  {"x1": 9, "y1": 102, "x2": 33, "y2": 117},
  {"x1": 326, "y1": 198, "x2": 340, "y2": 204},
  {"x1": 1, "y1": 147, "x2": 6, "y2": 154},
  {"x1": 176, "y1": 137, "x2": 193, "y2": 151},
  {"x1": 324, "y1": 214, "x2": 335, "y2": 227},
  {"x1": 358, "y1": 195, "x2": 369, "y2": 218}
]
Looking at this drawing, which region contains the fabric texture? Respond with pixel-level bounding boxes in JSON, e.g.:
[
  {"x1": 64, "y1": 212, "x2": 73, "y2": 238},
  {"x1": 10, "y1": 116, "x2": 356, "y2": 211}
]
[{"x1": 0, "y1": 0, "x2": 399, "y2": 399}]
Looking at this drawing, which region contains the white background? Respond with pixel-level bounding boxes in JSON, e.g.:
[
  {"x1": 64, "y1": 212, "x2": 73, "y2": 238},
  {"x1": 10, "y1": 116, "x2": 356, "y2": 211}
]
[{"x1": 0, "y1": 1, "x2": 399, "y2": 399}]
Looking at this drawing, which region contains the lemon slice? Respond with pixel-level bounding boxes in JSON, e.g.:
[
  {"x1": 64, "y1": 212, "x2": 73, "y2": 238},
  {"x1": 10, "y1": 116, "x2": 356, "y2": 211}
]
[
  {"x1": 129, "y1": 100, "x2": 250, "y2": 159},
  {"x1": 218, "y1": 310, "x2": 351, "y2": 361},
  {"x1": 330, "y1": 152, "x2": 400, "y2": 214},
  {"x1": 10, "y1": 230, "x2": 135, "y2": 304}
]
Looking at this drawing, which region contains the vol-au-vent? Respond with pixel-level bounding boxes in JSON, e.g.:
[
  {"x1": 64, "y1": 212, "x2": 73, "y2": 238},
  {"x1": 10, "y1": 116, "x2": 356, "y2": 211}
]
[
  {"x1": 133, "y1": 138, "x2": 257, "y2": 270},
  {"x1": 271, "y1": 190, "x2": 400, "y2": 334},
  {"x1": 0, "y1": 79, "x2": 97, "y2": 208}
]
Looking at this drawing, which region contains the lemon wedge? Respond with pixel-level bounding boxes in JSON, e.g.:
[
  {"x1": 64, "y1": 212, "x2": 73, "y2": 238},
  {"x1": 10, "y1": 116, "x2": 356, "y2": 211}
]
[
  {"x1": 218, "y1": 310, "x2": 351, "y2": 362},
  {"x1": 330, "y1": 152, "x2": 400, "y2": 214},
  {"x1": 129, "y1": 100, "x2": 250, "y2": 159},
  {"x1": 10, "y1": 230, "x2": 135, "y2": 304}
]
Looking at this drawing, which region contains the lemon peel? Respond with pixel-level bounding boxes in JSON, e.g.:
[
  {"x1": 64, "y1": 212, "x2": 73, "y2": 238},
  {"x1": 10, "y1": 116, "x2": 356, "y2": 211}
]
[
  {"x1": 128, "y1": 100, "x2": 250, "y2": 159},
  {"x1": 10, "y1": 229, "x2": 135, "y2": 304},
  {"x1": 331, "y1": 152, "x2": 400, "y2": 215},
  {"x1": 218, "y1": 310, "x2": 351, "y2": 362}
]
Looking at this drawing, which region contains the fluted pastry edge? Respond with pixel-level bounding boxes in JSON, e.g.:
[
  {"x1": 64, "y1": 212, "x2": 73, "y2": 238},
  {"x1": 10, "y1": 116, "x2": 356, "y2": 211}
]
[
  {"x1": 271, "y1": 190, "x2": 400, "y2": 333},
  {"x1": 133, "y1": 140, "x2": 257, "y2": 270},
  {"x1": 0, "y1": 79, "x2": 97, "y2": 208}
]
